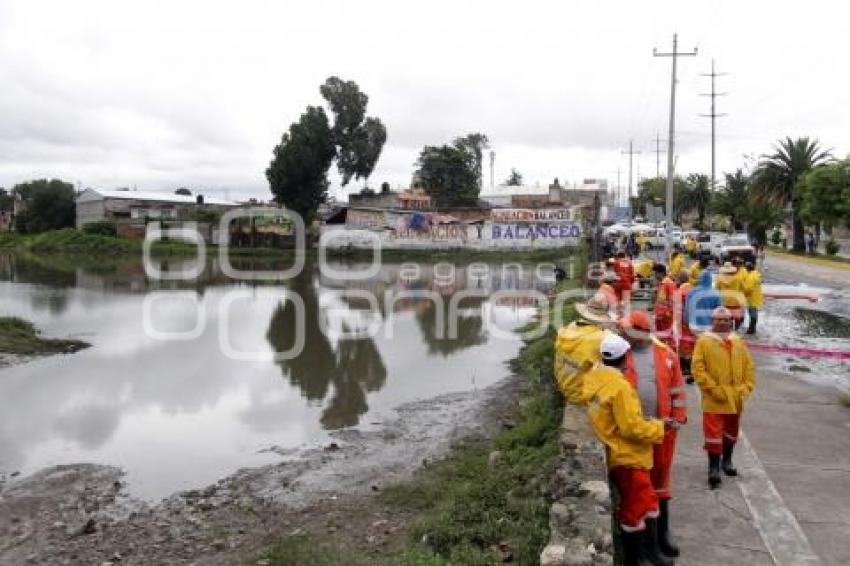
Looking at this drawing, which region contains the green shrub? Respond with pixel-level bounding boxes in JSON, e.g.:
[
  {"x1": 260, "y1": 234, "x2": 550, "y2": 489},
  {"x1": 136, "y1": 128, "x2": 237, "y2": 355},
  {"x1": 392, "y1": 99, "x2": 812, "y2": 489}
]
[
  {"x1": 82, "y1": 221, "x2": 117, "y2": 236},
  {"x1": 770, "y1": 228, "x2": 782, "y2": 246},
  {"x1": 825, "y1": 239, "x2": 840, "y2": 256}
]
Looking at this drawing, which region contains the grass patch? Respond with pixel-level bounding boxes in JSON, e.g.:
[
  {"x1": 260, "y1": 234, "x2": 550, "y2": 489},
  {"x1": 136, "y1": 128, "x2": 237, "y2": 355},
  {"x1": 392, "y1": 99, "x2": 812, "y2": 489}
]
[
  {"x1": 767, "y1": 246, "x2": 850, "y2": 267},
  {"x1": 838, "y1": 393, "x2": 850, "y2": 408},
  {"x1": 0, "y1": 316, "x2": 90, "y2": 355}
]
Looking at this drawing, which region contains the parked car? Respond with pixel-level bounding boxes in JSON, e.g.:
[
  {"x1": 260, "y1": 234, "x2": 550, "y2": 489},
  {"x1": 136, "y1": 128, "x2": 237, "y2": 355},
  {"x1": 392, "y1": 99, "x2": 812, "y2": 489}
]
[{"x1": 718, "y1": 235, "x2": 756, "y2": 264}]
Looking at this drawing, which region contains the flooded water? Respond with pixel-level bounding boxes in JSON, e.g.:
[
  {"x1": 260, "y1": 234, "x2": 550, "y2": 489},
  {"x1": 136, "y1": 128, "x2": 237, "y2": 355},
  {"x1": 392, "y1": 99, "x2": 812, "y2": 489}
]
[{"x1": 0, "y1": 253, "x2": 556, "y2": 500}]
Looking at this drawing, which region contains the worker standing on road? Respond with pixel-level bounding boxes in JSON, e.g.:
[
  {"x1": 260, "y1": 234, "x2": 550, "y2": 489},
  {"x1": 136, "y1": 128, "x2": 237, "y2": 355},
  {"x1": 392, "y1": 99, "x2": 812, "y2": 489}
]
[
  {"x1": 669, "y1": 250, "x2": 685, "y2": 279},
  {"x1": 716, "y1": 262, "x2": 745, "y2": 331},
  {"x1": 613, "y1": 252, "x2": 635, "y2": 306},
  {"x1": 684, "y1": 236, "x2": 697, "y2": 258},
  {"x1": 692, "y1": 307, "x2": 756, "y2": 489},
  {"x1": 637, "y1": 232, "x2": 650, "y2": 254},
  {"x1": 742, "y1": 261, "x2": 763, "y2": 335},
  {"x1": 652, "y1": 264, "x2": 678, "y2": 346},
  {"x1": 619, "y1": 311, "x2": 687, "y2": 559},
  {"x1": 581, "y1": 334, "x2": 673, "y2": 566},
  {"x1": 635, "y1": 258, "x2": 654, "y2": 290},
  {"x1": 675, "y1": 273, "x2": 695, "y2": 377},
  {"x1": 553, "y1": 293, "x2": 618, "y2": 405},
  {"x1": 688, "y1": 256, "x2": 709, "y2": 287}
]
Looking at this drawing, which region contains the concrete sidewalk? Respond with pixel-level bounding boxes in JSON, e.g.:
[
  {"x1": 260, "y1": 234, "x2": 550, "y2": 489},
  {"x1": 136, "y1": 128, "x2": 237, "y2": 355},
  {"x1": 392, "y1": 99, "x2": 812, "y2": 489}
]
[{"x1": 670, "y1": 354, "x2": 850, "y2": 565}]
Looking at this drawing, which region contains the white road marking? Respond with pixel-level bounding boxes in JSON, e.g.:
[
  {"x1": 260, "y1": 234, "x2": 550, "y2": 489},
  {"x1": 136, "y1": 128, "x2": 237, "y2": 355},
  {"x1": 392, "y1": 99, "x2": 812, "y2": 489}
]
[{"x1": 735, "y1": 433, "x2": 821, "y2": 565}]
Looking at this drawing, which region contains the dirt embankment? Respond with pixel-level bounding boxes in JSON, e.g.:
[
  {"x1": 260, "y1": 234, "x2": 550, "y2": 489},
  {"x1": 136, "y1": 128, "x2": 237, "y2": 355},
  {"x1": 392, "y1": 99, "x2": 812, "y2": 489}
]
[{"x1": 0, "y1": 377, "x2": 525, "y2": 566}]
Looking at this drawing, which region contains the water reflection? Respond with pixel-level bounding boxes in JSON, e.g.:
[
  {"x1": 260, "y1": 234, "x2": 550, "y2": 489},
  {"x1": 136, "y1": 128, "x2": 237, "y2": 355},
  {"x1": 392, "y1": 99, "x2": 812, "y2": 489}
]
[
  {"x1": 266, "y1": 273, "x2": 387, "y2": 429},
  {"x1": 0, "y1": 253, "x2": 555, "y2": 498}
]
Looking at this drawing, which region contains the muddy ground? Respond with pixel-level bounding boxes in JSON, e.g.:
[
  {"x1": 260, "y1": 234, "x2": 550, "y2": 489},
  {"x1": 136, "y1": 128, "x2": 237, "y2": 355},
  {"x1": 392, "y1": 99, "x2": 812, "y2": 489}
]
[{"x1": 0, "y1": 374, "x2": 524, "y2": 565}]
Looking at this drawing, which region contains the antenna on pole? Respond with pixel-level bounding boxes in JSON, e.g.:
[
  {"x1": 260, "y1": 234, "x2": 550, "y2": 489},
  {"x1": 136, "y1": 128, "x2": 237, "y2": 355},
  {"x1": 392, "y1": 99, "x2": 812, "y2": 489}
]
[{"x1": 654, "y1": 32, "x2": 697, "y2": 244}]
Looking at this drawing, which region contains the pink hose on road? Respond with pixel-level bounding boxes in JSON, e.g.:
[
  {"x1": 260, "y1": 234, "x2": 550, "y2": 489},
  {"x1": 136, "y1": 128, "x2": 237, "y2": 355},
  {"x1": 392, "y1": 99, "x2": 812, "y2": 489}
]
[{"x1": 748, "y1": 342, "x2": 850, "y2": 360}]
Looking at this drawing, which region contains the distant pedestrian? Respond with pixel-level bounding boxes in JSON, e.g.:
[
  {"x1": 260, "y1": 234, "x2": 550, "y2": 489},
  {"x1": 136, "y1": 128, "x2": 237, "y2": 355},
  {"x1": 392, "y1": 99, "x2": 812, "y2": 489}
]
[
  {"x1": 692, "y1": 307, "x2": 756, "y2": 489},
  {"x1": 742, "y1": 262, "x2": 763, "y2": 335},
  {"x1": 805, "y1": 231, "x2": 814, "y2": 254}
]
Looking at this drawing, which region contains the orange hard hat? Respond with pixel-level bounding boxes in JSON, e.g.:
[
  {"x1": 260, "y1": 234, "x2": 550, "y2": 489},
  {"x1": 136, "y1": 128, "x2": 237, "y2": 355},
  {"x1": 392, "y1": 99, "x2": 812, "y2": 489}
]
[{"x1": 619, "y1": 310, "x2": 652, "y2": 332}]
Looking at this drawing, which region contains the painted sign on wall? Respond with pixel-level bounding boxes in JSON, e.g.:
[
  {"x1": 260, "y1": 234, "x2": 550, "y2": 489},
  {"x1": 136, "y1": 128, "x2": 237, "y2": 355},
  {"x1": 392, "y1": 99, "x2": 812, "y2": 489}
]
[{"x1": 491, "y1": 222, "x2": 581, "y2": 240}]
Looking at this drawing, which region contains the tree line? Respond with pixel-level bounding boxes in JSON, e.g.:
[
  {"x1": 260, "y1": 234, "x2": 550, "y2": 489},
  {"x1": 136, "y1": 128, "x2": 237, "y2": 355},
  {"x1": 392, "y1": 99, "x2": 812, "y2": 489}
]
[{"x1": 632, "y1": 137, "x2": 849, "y2": 252}]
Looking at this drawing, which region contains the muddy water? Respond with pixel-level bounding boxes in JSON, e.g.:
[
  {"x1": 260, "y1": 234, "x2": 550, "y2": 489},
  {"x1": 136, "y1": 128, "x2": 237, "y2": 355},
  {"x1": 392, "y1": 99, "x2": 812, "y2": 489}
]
[{"x1": 0, "y1": 254, "x2": 556, "y2": 500}]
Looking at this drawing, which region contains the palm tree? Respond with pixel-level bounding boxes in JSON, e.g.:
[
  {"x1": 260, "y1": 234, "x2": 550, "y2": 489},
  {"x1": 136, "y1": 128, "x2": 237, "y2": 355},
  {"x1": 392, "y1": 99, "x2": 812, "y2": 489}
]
[
  {"x1": 680, "y1": 173, "x2": 712, "y2": 228},
  {"x1": 715, "y1": 169, "x2": 750, "y2": 231},
  {"x1": 753, "y1": 137, "x2": 831, "y2": 251}
]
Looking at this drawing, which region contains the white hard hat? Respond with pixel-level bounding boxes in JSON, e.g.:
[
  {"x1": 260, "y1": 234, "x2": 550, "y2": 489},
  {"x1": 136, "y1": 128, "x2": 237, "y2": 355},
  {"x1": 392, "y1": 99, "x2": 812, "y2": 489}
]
[{"x1": 600, "y1": 332, "x2": 631, "y2": 361}]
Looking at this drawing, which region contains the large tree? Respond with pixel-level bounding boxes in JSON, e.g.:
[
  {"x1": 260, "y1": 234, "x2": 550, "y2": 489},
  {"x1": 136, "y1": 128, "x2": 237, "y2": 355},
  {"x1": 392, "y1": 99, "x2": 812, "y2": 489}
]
[
  {"x1": 319, "y1": 77, "x2": 387, "y2": 186},
  {"x1": 799, "y1": 158, "x2": 850, "y2": 231},
  {"x1": 714, "y1": 170, "x2": 750, "y2": 231},
  {"x1": 634, "y1": 176, "x2": 687, "y2": 221},
  {"x1": 414, "y1": 132, "x2": 488, "y2": 207},
  {"x1": 267, "y1": 77, "x2": 386, "y2": 222},
  {"x1": 680, "y1": 173, "x2": 712, "y2": 228},
  {"x1": 13, "y1": 179, "x2": 76, "y2": 233},
  {"x1": 753, "y1": 137, "x2": 832, "y2": 251},
  {"x1": 265, "y1": 106, "x2": 336, "y2": 223}
]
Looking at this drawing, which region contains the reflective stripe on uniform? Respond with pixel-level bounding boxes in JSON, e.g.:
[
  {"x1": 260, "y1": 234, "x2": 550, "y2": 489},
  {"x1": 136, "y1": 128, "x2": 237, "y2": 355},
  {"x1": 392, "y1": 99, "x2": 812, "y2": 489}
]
[{"x1": 671, "y1": 400, "x2": 686, "y2": 408}]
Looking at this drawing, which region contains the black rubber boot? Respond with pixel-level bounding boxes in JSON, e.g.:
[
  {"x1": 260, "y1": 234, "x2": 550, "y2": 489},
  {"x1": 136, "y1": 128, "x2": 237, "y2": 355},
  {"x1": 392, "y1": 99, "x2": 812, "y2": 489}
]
[
  {"x1": 708, "y1": 453, "x2": 722, "y2": 489},
  {"x1": 643, "y1": 519, "x2": 675, "y2": 566},
  {"x1": 657, "y1": 499, "x2": 680, "y2": 557},
  {"x1": 621, "y1": 530, "x2": 652, "y2": 566},
  {"x1": 722, "y1": 442, "x2": 738, "y2": 476}
]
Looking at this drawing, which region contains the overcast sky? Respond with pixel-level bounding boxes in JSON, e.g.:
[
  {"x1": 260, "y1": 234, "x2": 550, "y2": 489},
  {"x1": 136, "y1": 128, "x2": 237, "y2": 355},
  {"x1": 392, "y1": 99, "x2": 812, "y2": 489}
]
[{"x1": 1, "y1": 0, "x2": 848, "y2": 203}]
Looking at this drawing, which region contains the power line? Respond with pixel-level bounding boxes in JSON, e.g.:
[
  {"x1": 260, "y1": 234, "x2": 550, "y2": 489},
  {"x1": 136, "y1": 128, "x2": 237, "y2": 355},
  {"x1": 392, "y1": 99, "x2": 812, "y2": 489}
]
[
  {"x1": 700, "y1": 59, "x2": 728, "y2": 191},
  {"x1": 654, "y1": 32, "x2": 697, "y2": 239}
]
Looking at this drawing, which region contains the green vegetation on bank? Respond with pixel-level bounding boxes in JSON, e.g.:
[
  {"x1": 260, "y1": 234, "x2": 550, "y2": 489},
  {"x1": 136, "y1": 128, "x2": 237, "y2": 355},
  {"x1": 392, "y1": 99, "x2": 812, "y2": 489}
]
[
  {"x1": 262, "y1": 274, "x2": 581, "y2": 566},
  {"x1": 767, "y1": 246, "x2": 850, "y2": 266},
  {"x1": 0, "y1": 316, "x2": 90, "y2": 356}
]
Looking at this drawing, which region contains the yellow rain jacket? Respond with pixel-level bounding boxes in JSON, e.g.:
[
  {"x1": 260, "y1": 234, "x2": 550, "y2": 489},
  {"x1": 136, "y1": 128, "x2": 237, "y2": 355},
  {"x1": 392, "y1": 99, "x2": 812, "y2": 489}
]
[
  {"x1": 635, "y1": 259, "x2": 653, "y2": 279},
  {"x1": 692, "y1": 332, "x2": 756, "y2": 414},
  {"x1": 581, "y1": 365, "x2": 665, "y2": 469},
  {"x1": 716, "y1": 272, "x2": 744, "y2": 309},
  {"x1": 687, "y1": 261, "x2": 703, "y2": 287},
  {"x1": 743, "y1": 269, "x2": 763, "y2": 308},
  {"x1": 685, "y1": 238, "x2": 697, "y2": 254},
  {"x1": 553, "y1": 322, "x2": 609, "y2": 405},
  {"x1": 669, "y1": 254, "x2": 685, "y2": 278}
]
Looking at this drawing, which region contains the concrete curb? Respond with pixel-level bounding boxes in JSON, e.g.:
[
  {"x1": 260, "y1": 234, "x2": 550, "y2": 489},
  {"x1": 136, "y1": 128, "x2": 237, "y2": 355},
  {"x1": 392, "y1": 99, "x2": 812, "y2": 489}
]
[{"x1": 540, "y1": 403, "x2": 614, "y2": 566}]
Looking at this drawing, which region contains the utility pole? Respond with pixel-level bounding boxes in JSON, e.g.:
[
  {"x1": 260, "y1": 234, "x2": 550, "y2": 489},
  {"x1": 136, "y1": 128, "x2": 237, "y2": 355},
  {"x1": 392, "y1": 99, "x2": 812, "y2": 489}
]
[
  {"x1": 700, "y1": 59, "x2": 727, "y2": 192},
  {"x1": 621, "y1": 140, "x2": 641, "y2": 220},
  {"x1": 654, "y1": 33, "x2": 697, "y2": 247},
  {"x1": 617, "y1": 167, "x2": 621, "y2": 207},
  {"x1": 652, "y1": 133, "x2": 667, "y2": 178}
]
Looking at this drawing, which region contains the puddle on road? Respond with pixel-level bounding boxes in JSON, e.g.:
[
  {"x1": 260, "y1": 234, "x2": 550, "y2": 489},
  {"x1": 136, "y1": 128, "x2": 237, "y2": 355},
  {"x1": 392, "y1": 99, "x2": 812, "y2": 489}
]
[{"x1": 792, "y1": 307, "x2": 850, "y2": 339}]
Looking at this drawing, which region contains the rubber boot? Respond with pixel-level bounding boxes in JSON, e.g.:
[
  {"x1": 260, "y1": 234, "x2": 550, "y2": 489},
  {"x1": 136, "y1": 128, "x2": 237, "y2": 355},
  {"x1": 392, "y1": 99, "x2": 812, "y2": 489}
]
[
  {"x1": 657, "y1": 499, "x2": 680, "y2": 557},
  {"x1": 621, "y1": 530, "x2": 653, "y2": 566},
  {"x1": 708, "y1": 453, "x2": 722, "y2": 489},
  {"x1": 642, "y1": 519, "x2": 675, "y2": 566},
  {"x1": 722, "y1": 442, "x2": 738, "y2": 476}
]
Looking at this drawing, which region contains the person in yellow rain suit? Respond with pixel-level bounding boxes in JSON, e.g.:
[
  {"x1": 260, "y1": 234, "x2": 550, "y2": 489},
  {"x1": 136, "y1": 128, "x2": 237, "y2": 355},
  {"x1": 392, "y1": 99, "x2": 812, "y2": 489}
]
[
  {"x1": 635, "y1": 258, "x2": 654, "y2": 289},
  {"x1": 669, "y1": 250, "x2": 685, "y2": 279},
  {"x1": 716, "y1": 262, "x2": 745, "y2": 330},
  {"x1": 637, "y1": 232, "x2": 650, "y2": 253},
  {"x1": 684, "y1": 236, "x2": 697, "y2": 257},
  {"x1": 691, "y1": 307, "x2": 756, "y2": 489},
  {"x1": 742, "y1": 261, "x2": 763, "y2": 335},
  {"x1": 553, "y1": 293, "x2": 618, "y2": 405},
  {"x1": 687, "y1": 256, "x2": 709, "y2": 287},
  {"x1": 581, "y1": 333, "x2": 672, "y2": 565}
]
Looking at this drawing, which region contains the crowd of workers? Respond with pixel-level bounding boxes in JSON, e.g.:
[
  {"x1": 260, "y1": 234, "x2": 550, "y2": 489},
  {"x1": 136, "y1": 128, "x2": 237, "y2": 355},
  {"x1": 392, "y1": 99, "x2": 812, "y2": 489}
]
[{"x1": 554, "y1": 244, "x2": 760, "y2": 565}]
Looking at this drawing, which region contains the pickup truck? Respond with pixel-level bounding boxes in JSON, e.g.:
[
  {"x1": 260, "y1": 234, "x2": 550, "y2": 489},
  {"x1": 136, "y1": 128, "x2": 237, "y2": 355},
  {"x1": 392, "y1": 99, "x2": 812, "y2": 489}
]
[{"x1": 718, "y1": 235, "x2": 756, "y2": 264}]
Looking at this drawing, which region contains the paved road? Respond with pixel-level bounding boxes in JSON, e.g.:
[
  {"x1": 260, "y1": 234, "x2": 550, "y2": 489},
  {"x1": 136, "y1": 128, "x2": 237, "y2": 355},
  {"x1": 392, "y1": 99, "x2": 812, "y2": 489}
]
[{"x1": 670, "y1": 252, "x2": 850, "y2": 566}]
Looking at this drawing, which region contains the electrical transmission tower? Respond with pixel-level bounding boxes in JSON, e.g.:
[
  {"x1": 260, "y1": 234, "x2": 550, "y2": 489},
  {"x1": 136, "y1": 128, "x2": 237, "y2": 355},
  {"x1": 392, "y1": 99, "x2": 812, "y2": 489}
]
[
  {"x1": 700, "y1": 59, "x2": 727, "y2": 191},
  {"x1": 654, "y1": 33, "x2": 697, "y2": 241},
  {"x1": 621, "y1": 140, "x2": 641, "y2": 220},
  {"x1": 652, "y1": 133, "x2": 667, "y2": 179}
]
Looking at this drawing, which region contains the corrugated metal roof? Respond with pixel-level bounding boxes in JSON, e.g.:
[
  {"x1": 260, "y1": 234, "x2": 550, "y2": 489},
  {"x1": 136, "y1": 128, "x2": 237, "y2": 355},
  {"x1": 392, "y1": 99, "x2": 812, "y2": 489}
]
[{"x1": 81, "y1": 188, "x2": 237, "y2": 206}]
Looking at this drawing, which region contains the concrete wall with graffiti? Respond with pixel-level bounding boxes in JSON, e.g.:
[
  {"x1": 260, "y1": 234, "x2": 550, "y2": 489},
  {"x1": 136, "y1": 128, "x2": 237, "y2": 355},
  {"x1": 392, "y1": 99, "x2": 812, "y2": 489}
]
[{"x1": 320, "y1": 207, "x2": 583, "y2": 250}]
